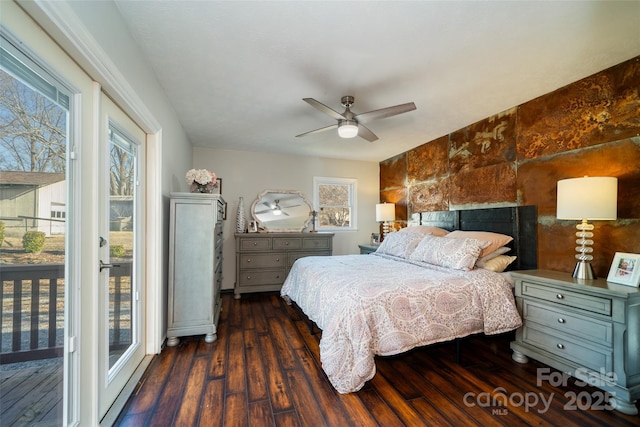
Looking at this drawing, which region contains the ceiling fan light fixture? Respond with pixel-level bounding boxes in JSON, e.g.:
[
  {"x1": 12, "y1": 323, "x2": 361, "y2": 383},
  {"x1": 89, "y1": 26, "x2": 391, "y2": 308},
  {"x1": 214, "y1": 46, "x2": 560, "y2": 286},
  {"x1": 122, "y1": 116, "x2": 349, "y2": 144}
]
[{"x1": 338, "y1": 120, "x2": 358, "y2": 138}]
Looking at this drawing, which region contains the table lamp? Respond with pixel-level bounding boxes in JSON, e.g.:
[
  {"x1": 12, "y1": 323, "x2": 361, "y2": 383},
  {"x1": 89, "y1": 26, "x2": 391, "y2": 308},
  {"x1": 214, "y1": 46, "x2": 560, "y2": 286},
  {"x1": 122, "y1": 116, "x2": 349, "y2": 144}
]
[
  {"x1": 376, "y1": 202, "x2": 395, "y2": 240},
  {"x1": 556, "y1": 176, "x2": 617, "y2": 279}
]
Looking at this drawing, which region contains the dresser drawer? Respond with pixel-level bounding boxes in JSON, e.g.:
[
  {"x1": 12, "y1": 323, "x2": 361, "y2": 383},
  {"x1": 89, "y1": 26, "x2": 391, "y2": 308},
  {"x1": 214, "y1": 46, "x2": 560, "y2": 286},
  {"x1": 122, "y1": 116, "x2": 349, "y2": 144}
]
[
  {"x1": 288, "y1": 251, "x2": 331, "y2": 268},
  {"x1": 238, "y1": 269, "x2": 286, "y2": 286},
  {"x1": 239, "y1": 238, "x2": 271, "y2": 251},
  {"x1": 303, "y1": 237, "x2": 331, "y2": 250},
  {"x1": 521, "y1": 281, "x2": 612, "y2": 316},
  {"x1": 273, "y1": 237, "x2": 302, "y2": 250},
  {"x1": 523, "y1": 300, "x2": 613, "y2": 347},
  {"x1": 239, "y1": 253, "x2": 285, "y2": 268},
  {"x1": 522, "y1": 324, "x2": 613, "y2": 373}
]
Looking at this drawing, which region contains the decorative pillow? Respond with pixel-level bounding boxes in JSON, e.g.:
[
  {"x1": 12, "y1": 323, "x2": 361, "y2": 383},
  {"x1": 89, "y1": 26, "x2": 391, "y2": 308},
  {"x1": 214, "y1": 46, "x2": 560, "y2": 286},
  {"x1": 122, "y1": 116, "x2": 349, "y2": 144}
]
[
  {"x1": 397, "y1": 225, "x2": 450, "y2": 237},
  {"x1": 409, "y1": 235, "x2": 490, "y2": 271},
  {"x1": 375, "y1": 232, "x2": 426, "y2": 259},
  {"x1": 480, "y1": 255, "x2": 517, "y2": 273},
  {"x1": 476, "y1": 246, "x2": 511, "y2": 266},
  {"x1": 447, "y1": 230, "x2": 513, "y2": 258}
]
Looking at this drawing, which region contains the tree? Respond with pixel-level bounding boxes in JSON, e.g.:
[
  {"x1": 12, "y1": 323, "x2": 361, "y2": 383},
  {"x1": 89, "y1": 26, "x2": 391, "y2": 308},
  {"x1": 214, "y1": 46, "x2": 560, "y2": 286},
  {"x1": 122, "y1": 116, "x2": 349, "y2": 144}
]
[
  {"x1": 318, "y1": 183, "x2": 351, "y2": 227},
  {"x1": 0, "y1": 69, "x2": 67, "y2": 173},
  {"x1": 110, "y1": 144, "x2": 135, "y2": 196}
]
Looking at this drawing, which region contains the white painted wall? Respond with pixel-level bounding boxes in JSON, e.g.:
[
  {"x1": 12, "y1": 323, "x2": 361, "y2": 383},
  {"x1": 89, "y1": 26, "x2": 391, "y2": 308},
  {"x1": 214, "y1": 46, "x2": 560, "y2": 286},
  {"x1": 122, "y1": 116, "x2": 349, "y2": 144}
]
[{"x1": 192, "y1": 147, "x2": 380, "y2": 290}]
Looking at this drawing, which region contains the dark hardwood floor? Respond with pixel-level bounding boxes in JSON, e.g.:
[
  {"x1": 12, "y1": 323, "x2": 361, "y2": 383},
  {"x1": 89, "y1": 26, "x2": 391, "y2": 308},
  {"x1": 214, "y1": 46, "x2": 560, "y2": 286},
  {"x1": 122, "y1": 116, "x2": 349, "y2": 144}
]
[{"x1": 115, "y1": 291, "x2": 639, "y2": 426}]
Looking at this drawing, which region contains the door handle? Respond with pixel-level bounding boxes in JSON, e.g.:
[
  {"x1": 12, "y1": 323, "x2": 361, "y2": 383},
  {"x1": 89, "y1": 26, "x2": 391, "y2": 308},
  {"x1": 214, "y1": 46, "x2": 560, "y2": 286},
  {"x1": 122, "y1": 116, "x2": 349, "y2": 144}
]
[{"x1": 100, "y1": 260, "x2": 121, "y2": 272}]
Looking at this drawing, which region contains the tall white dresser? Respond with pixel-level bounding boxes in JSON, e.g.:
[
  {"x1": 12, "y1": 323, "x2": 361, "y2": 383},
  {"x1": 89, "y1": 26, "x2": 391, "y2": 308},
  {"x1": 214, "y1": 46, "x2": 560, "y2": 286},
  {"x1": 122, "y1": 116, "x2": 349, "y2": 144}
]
[{"x1": 167, "y1": 192, "x2": 225, "y2": 346}]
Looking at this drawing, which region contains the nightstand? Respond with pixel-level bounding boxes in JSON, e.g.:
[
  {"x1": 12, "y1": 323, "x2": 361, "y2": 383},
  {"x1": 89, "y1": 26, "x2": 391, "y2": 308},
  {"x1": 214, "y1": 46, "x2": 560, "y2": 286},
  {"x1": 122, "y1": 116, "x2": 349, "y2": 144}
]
[
  {"x1": 358, "y1": 244, "x2": 379, "y2": 254},
  {"x1": 510, "y1": 269, "x2": 640, "y2": 415}
]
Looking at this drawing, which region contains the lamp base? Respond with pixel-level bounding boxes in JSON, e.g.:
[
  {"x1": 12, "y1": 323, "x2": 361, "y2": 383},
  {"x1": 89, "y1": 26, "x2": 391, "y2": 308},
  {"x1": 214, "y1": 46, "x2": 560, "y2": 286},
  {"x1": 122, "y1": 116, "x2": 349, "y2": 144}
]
[{"x1": 573, "y1": 261, "x2": 596, "y2": 280}]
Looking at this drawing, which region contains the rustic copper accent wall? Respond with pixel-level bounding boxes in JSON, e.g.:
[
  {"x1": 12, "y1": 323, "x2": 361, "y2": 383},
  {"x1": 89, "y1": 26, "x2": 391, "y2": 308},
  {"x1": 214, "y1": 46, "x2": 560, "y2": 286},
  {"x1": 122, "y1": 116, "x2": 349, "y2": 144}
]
[{"x1": 380, "y1": 56, "x2": 640, "y2": 276}]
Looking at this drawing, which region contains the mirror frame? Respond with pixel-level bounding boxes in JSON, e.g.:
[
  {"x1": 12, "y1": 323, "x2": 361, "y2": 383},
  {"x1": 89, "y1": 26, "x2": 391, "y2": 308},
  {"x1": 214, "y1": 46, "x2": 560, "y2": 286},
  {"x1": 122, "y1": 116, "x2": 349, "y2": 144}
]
[{"x1": 250, "y1": 189, "x2": 313, "y2": 232}]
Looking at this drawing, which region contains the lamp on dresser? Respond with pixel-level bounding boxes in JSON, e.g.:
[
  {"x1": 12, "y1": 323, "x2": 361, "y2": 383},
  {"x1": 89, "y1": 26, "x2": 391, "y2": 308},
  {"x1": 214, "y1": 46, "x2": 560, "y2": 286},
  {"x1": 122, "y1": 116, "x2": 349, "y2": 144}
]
[
  {"x1": 376, "y1": 202, "x2": 395, "y2": 241},
  {"x1": 556, "y1": 176, "x2": 617, "y2": 280}
]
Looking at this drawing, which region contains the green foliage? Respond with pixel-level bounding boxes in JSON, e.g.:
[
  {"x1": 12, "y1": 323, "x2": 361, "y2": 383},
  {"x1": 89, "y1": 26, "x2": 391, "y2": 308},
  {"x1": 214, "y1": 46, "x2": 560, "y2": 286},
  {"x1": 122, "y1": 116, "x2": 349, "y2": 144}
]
[
  {"x1": 23, "y1": 231, "x2": 46, "y2": 253},
  {"x1": 110, "y1": 244, "x2": 126, "y2": 257},
  {"x1": 0, "y1": 221, "x2": 5, "y2": 246}
]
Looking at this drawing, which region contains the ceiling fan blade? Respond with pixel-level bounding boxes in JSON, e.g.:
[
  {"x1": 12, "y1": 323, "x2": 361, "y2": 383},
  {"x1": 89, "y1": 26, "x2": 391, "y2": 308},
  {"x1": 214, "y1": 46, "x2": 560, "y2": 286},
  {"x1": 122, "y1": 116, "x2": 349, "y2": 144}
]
[
  {"x1": 354, "y1": 102, "x2": 416, "y2": 124},
  {"x1": 295, "y1": 123, "x2": 338, "y2": 138},
  {"x1": 302, "y1": 98, "x2": 346, "y2": 120},
  {"x1": 357, "y1": 124, "x2": 378, "y2": 142}
]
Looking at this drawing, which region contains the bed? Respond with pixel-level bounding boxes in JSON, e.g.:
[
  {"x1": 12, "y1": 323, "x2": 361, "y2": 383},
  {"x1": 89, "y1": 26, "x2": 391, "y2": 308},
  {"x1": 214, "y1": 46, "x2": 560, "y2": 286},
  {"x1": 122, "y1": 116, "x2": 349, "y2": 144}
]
[{"x1": 280, "y1": 206, "x2": 537, "y2": 394}]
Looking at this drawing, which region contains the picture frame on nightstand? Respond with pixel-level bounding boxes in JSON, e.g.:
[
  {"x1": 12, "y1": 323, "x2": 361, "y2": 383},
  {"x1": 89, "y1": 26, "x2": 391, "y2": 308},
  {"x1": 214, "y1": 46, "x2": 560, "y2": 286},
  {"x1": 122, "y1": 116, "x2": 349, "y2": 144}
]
[{"x1": 607, "y1": 252, "x2": 640, "y2": 287}]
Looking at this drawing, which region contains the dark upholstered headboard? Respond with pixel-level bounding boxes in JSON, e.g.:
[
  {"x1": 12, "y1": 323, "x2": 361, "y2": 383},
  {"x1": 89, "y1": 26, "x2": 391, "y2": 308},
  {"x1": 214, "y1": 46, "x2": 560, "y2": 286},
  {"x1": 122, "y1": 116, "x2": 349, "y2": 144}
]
[{"x1": 417, "y1": 206, "x2": 537, "y2": 271}]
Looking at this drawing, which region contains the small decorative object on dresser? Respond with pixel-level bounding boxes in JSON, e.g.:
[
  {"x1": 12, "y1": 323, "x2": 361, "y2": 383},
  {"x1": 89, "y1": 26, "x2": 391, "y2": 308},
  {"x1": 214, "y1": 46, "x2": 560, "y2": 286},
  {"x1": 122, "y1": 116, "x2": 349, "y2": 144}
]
[
  {"x1": 510, "y1": 269, "x2": 640, "y2": 415},
  {"x1": 236, "y1": 196, "x2": 247, "y2": 233},
  {"x1": 186, "y1": 168, "x2": 217, "y2": 193},
  {"x1": 607, "y1": 252, "x2": 640, "y2": 287},
  {"x1": 211, "y1": 177, "x2": 222, "y2": 195}
]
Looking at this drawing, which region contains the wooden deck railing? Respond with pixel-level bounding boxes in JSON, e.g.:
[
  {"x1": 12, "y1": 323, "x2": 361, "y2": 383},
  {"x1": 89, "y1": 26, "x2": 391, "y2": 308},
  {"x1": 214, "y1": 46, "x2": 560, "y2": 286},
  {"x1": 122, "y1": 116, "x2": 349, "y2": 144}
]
[{"x1": 0, "y1": 262, "x2": 132, "y2": 364}]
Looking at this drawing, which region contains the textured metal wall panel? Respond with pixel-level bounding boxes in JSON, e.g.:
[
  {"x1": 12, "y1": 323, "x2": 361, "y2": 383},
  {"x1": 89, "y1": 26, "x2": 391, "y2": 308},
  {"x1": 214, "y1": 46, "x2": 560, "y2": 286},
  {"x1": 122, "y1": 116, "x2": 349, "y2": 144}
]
[
  {"x1": 517, "y1": 57, "x2": 640, "y2": 160},
  {"x1": 408, "y1": 136, "x2": 449, "y2": 182},
  {"x1": 450, "y1": 108, "x2": 517, "y2": 173}
]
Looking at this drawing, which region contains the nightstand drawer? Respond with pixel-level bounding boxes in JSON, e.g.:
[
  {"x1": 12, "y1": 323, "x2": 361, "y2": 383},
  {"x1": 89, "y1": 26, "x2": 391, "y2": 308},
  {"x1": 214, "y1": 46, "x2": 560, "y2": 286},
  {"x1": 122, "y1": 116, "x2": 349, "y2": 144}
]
[
  {"x1": 238, "y1": 269, "x2": 286, "y2": 286},
  {"x1": 523, "y1": 300, "x2": 613, "y2": 347},
  {"x1": 239, "y1": 253, "x2": 285, "y2": 268},
  {"x1": 522, "y1": 324, "x2": 613, "y2": 373},
  {"x1": 521, "y1": 281, "x2": 612, "y2": 316}
]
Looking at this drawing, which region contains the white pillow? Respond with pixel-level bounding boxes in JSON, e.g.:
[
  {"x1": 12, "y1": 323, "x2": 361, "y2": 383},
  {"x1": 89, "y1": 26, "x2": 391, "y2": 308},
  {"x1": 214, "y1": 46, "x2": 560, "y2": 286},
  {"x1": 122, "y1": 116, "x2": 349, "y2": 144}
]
[
  {"x1": 480, "y1": 255, "x2": 517, "y2": 273},
  {"x1": 409, "y1": 235, "x2": 490, "y2": 271},
  {"x1": 376, "y1": 232, "x2": 425, "y2": 259},
  {"x1": 476, "y1": 246, "x2": 511, "y2": 267},
  {"x1": 447, "y1": 230, "x2": 513, "y2": 257}
]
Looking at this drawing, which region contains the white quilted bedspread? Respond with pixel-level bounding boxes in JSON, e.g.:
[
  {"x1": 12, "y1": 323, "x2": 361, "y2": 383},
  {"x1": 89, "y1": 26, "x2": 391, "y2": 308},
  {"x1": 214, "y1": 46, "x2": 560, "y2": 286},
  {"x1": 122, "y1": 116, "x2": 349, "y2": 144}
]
[{"x1": 280, "y1": 254, "x2": 522, "y2": 393}]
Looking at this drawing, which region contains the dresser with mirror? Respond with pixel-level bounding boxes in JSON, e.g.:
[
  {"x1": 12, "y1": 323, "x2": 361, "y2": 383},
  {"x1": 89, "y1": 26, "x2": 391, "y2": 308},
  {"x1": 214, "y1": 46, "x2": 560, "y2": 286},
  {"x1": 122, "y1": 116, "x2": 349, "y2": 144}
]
[{"x1": 234, "y1": 190, "x2": 333, "y2": 298}]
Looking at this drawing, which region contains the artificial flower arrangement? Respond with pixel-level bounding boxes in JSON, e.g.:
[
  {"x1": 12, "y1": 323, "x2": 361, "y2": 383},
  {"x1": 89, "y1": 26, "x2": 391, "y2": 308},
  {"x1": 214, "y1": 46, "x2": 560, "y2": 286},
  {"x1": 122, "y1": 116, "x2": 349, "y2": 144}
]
[{"x1": 185, "y1": 168, "x2": 217, "y2": 193}]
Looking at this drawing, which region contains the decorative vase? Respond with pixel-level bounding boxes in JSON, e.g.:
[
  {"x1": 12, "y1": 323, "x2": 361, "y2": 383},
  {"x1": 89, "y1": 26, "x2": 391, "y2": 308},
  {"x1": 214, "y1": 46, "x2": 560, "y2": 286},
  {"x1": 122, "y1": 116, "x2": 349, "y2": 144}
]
[
  {"x1": 190, "y1": 181, "x2": 215, "y2": 193},
  {"x1": 236, "y1": 197, "x2": 246, "y2": 233}
]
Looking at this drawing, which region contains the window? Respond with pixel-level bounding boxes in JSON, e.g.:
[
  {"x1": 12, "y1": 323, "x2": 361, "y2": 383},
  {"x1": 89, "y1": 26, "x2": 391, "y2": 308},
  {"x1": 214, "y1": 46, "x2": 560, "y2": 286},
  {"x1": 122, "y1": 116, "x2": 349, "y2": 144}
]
[{"x1": 313, "y1": 177, "x2": 357, "y2": 231}]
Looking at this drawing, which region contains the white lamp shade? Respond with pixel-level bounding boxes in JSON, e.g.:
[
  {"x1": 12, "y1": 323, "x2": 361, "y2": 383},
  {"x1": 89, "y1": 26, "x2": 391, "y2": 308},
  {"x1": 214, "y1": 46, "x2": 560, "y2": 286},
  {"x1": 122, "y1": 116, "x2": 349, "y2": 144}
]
[
  {"x1": 557, "y1": 177, "x2": 617, "y2": 220},
  {"x1": 376, "y1": 203, "x2": 395, "y2": 222},
  {"x1": 338, "y1": 121, "x2": 358, "y2": 138}
]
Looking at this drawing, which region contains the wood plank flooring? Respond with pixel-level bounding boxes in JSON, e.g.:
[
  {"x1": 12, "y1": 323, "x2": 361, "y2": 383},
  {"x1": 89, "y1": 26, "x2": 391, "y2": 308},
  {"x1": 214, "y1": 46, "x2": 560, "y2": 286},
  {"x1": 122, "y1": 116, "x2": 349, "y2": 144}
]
[{"x1": 115, "y1": 291, "x2": 640, "y2": 426}]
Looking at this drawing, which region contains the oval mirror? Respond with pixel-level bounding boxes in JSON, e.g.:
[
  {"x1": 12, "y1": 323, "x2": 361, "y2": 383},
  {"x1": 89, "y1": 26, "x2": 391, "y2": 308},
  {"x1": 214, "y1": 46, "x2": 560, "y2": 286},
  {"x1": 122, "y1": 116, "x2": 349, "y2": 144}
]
[{"x1": 250, "y1": 190, "x2": 313, "y2": 232}]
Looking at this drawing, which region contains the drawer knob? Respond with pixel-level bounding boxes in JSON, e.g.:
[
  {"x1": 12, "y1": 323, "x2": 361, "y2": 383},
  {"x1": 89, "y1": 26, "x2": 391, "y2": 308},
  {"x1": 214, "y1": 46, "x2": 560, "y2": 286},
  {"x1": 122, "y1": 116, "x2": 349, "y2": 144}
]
[
  {"x1": 253, "y1": 242, "x2": 257, "y2": 246},
  {"x1": 557, "y1": 343, "x2": 565, "y2": 349},
  {"x1": 557, "y1": 318, "x2": 565, "y2": 324},
  {"x1": 285, "y1": 241, "x2": 289, "y2": 245},
  {"x1": 276, "y1": 258, "x2": 280, "y2": 262},
  {"x1": 246, "y1": 276, "x2": 251, "y2": 280},
  {"x1": 556, "y1": 294, "x2": 564, "y2": 299}
]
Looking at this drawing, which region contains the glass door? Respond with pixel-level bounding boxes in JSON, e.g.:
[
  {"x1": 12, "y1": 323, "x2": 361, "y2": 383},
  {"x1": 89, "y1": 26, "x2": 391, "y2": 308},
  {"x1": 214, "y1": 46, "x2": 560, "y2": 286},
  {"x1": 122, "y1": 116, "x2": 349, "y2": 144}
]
[
  {"x1": 97, "y1": 95, "x2": 146, "y2": 419},
  {"x1": 0, "y1": 48, "x2": 70, "y2": 426}
]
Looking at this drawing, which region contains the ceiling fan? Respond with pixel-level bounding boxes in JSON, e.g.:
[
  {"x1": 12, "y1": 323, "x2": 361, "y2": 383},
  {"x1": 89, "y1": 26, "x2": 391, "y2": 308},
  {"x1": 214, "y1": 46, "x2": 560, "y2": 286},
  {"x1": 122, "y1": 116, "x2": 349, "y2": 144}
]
[
  {"x1": 256, "y1": 199, "x2": 300, "y2": 216},
  {"x1": 296, "y1": 95, "x2": 416, "y2": 142}
]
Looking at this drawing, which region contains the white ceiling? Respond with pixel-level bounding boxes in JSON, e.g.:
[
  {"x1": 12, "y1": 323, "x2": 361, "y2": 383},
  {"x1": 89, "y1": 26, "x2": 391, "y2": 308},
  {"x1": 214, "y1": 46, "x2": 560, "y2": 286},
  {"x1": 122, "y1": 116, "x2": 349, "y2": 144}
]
[{"x1": 114, "y1": 1, "x2": 640, "y2": 163}]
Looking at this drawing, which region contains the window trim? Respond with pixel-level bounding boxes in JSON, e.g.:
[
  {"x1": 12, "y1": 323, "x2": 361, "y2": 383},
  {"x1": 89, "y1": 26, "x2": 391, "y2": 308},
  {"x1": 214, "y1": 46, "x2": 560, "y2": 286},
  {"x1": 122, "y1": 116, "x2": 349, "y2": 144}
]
[{"x1": 313, "y1": 176, "x2": 357, "y2": 231}]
